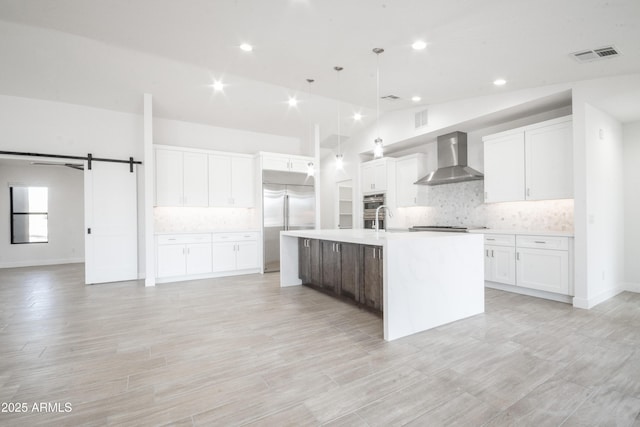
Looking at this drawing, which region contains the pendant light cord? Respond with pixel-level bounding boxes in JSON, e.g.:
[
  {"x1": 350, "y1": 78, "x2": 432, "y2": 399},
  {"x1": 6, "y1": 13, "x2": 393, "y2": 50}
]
[
  {"x1": 337, "y1": 68, "x2": 341, "y2": 156},
  {"x1": 376, "y1": 52, "x2": 380, "y2": 139}
]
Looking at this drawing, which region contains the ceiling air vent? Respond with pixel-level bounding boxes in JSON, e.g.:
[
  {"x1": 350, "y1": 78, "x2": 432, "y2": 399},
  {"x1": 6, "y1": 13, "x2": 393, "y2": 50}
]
[
  {"x1": 571, "y1": 46, "x2": 620, "y2": 63},
  {"x1": 381, "y1": 94, "x2": 400, "y2": 100},
  {"x1": 415, "y1": 109, "x2": 428, "y2": 128}
]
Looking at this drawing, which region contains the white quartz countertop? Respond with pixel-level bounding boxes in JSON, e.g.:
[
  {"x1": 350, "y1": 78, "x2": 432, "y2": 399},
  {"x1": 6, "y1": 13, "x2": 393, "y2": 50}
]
[
  {"x1": 156, "y1": 229, "x2": 260, "y2": 235},
  {"x1": 281, "y1": 228, "x2": 477, "y2": 246},
  {"x1": 468, "y1": 229, "x2": 574, "y2": 237}
]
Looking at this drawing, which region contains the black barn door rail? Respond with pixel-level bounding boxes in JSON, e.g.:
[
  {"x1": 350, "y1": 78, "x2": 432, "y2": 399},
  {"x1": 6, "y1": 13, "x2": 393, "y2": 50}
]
[{"x1": 0, "y1": 150, "x2": 142, "y2": 172}]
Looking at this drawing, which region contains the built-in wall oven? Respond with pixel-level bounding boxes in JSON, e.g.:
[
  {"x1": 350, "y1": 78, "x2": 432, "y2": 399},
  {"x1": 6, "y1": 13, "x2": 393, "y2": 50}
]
[{"x1": 363, "y1": 193, "x2": 385, "y2": 230}]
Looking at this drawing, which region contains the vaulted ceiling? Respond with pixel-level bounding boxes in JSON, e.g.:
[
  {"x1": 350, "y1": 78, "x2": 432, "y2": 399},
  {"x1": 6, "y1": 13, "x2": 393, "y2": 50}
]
[{"x1": 1, "y1": 0, "x2": 639, "y2": 144}]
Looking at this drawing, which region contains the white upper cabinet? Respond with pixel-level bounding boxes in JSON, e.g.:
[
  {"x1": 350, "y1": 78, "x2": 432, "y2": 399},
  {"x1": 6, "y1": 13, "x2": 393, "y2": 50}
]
[
  {"x1": 209, "y1": 154, "x2": 255, "y2": 207},
  {"x1": 261, "y1": 153, "x2": 313, "y2": 174},
  {"x1": 525, "y1": 120, "x2": 573, "y2": 201},
  {"x1": 183, "y1": 152, "x2": 209, "y2": 206},
  {"x1": 155, "y1": 148, "x2": 208, "y2": 207},
  {"x1": 261, "y1": 155, "x2": 290, "y2": 172},
  {"x1": 395, "y1": 154, "x2": 428, "y2": 207},
  {"x1": 155, "y1": 149, "x2": 183, "y2": 206},
  {"x1": 361, "y1": 158, "x2": 395, "y2": 194},
  {"x1": 483, "y1": 116, "x2": 573, "y2": 203},
  {"x1": 483, "y1": 132, "x2": 526, "y2": 203},
  {"x1": 231, "y1": 156, "x2": 255, "y2": 207}
]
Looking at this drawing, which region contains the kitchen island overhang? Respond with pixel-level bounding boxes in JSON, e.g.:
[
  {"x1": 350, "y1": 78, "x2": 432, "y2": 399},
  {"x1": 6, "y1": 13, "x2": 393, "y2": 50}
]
[{"x1": 280, "y1": 229, "x2": 485, "y2": 341}]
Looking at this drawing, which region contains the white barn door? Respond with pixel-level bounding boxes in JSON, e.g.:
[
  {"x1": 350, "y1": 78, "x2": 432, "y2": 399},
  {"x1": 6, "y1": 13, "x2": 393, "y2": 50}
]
[{"x1": 85, "y1": 161, "x2": 138, "y2": 284}]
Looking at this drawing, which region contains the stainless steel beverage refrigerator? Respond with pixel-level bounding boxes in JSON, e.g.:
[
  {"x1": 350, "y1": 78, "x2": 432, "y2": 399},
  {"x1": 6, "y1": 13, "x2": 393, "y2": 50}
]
[{"x1": 262, "y1": 170, "x2": 315, "y2": 272}]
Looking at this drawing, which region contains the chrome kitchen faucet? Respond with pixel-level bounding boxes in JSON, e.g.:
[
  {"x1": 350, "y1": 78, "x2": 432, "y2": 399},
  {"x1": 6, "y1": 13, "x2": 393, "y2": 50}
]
[{"x1": 374, "y1": 205, "x2": 392, "y2": 232}]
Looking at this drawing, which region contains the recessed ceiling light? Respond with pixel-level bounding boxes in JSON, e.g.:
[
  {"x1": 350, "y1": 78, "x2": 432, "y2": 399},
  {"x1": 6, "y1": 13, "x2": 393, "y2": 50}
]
[
  {"x1": 493, "y1": 78, "x2": 507, "y2": 86},
  {"x1": 211, "y1": 80, "x2": 224, "y2": 92},
  {"x1": 412, "y1": 40, "x2": 427, "y2": 50},
  {"x1": 411, "y1": 95, "x2": 422, "y2": 102},
  {"x1": 239, "y1": 43, "x2": 253, "y2": 52},
  {"x1": 353, "y1": 113, "x2": 362, "y2": 121},
  {"x1": 288, "y1": 97, "x2": 298, "y2": 107}
]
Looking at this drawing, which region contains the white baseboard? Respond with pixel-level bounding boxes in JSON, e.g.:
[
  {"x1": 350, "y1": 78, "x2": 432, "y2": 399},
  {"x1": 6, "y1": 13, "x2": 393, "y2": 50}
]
[
  {"x1": 573, "y1": 285, "x2": 625, "y2": 309},
  {"x1": 0, "y1": 258, "x2": 84, "y2": 269},
  {"x1": 623, "y1": 282, "x2": 640, "y2": 293},
  {"x1": 155, "y1": 268, "x2": 261, "y2": 284},
  {"x1": 485, "y1": 281, "x2": 573, "y2": 304}
]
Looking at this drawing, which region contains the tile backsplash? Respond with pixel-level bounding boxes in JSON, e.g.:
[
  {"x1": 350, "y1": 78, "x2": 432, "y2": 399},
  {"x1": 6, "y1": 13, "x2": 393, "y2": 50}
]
[
  {"x1": 154, "y1": 207, "x2": 259, "y2": 232},
  {"x1": 393, "y1": 180, "x2": 574, "y2": 232}
]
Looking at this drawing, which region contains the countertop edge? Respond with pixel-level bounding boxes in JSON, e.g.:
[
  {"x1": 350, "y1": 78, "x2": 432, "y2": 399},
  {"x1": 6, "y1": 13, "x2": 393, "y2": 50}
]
[
  {"x1": 282, "y1": 229, "x2": 482, "y2": 246},
  {"x1": 155, "y1": 229, "x2": 261, "y2": 235},
  {"x1": 468, "y1": 229, "x2": 574, "y2": 237}
]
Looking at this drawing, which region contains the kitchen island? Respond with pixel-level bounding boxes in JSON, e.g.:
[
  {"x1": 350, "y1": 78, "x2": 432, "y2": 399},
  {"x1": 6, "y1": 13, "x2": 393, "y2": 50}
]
[{"x1": 280, "y1": 229, "x2": 484, "y2": 341}]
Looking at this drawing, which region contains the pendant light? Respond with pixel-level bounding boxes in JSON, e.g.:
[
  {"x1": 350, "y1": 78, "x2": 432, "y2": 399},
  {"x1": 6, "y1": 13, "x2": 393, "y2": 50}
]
[
  {"x1": 334, "y1": 66, "x2": 344, "y2": 170},
  {"x1": 373, "y1": 48, "x2": 384, "y2": 159}
]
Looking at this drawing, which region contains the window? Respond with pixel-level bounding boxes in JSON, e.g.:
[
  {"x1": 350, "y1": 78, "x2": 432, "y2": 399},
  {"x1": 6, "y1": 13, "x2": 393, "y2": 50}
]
[{"x1": 10, "y1": 186, "x2": 48, "y2": 244}]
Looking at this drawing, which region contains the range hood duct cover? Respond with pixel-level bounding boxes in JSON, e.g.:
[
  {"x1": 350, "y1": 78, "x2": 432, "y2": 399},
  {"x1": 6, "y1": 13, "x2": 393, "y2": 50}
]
[{"x1": 414, "y1": 131, "x2": 484, "y2": 186}]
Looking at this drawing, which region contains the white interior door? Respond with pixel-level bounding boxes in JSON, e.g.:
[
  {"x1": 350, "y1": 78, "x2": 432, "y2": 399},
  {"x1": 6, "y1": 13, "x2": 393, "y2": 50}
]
[{"x1": 85, "y1": 161, "x2": 138, "y2": 284}]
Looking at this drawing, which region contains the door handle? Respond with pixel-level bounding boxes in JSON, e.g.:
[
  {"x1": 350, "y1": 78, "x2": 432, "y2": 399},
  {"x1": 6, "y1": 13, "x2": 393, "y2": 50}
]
[
  {"x1": 491, "y1": 250, "x2": 494, "y2": 257},
  {"x1": 516, "y1": 252, "x2": 520, "y2": 261},
  {"x1": 372, "y1": 248, "x2": 376, "y2": 259}
]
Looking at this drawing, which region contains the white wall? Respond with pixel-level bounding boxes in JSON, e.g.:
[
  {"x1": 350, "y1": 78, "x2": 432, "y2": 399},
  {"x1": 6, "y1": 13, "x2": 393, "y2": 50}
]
[
  {"x1": 0, "y1": 95, "x2": 143, "y2": 159},
  {"x1": 586, "y1": 105, "x2": 624, "y2": 301},
  {"x1": 0, "y1": 163, "x2": 84, "y2": 267},
  {"x1": 572, "y1": 102, "x2": 625, "y2": 308},
  {"x1": 624, "y1": 121, "x2": 640, "y2": 289},
  {"x1": 154, "y1": 117, "x2": 303, "y2": 155},
  {"x1": 0, "y1": 94, "x2": 147, "y2": 274},
  {"x1": 572, "y1": 74, "x2": 640, "y2": 308}
]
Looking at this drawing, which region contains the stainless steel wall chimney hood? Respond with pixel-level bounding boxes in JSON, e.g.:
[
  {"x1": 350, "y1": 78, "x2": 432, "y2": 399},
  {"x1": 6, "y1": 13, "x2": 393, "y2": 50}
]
[{"x1": 414, "y1": 131, "x2": 483, "y2": 186}]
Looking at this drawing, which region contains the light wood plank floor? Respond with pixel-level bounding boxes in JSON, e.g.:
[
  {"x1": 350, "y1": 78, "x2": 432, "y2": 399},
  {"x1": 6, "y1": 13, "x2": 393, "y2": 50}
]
[{"x1": 1, "y1": 264, "x2": 640, "y2": 426}]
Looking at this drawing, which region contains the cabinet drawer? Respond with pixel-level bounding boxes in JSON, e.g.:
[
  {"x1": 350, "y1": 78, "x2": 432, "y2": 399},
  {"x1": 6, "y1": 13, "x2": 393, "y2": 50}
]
[
  {"x1": 212, "y1": 232, "x2": 258, "y2": 242},
  {"x1": 483, "y1": 234, "x2": 515, "y2": 247},
  {"x1": 157, "y1": 233, "x2": 212, "y2": 245},
  {"x1": 516, "y1": 235, "x2": 569, "y2": 250}
]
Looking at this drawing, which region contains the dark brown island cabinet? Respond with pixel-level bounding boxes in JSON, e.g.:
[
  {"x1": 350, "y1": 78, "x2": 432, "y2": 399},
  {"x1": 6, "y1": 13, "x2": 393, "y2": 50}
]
[{"x1": 298, "y1": 238, "x2": 383, "y2": 314}]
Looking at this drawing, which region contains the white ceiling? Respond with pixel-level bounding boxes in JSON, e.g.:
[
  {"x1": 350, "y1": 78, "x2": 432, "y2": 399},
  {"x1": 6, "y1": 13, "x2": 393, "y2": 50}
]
[{"x1": 0, "y1": 0, "x2": 639, "y2": 144}]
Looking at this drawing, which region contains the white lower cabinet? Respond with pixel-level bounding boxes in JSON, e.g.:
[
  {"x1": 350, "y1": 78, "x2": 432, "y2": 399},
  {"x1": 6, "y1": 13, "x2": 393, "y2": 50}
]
[
  {"x1": 483, "y1": 233, "x2": 572, "y2": 297},
  {"x1": 156, "y1": 231, "x2": 260, "y2": 282},
  {"x1": 515, "y1": 235, "x2": 570, "y2": 294},
  {"x1": 212, "y1": 232, "x2": 259, "y2": 273},
  {"x1": 485, "y1": 245, "x2": 516, "y2": 285},
  {"x1": 185, "y1": 243, "x2": 214, "y2": 275},
  {"x1": 157, "y1": 234, "x2": 212, "y2": 278},
  {"x1": 157, "y1": 244, "x2": 188, "y2": 278}
]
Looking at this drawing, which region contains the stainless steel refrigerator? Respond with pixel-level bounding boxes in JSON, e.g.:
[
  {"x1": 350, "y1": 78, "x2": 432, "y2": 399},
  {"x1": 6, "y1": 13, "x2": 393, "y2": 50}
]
[{"x1": 263, "y1": 170, "x2": 315, "y2": 272}]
